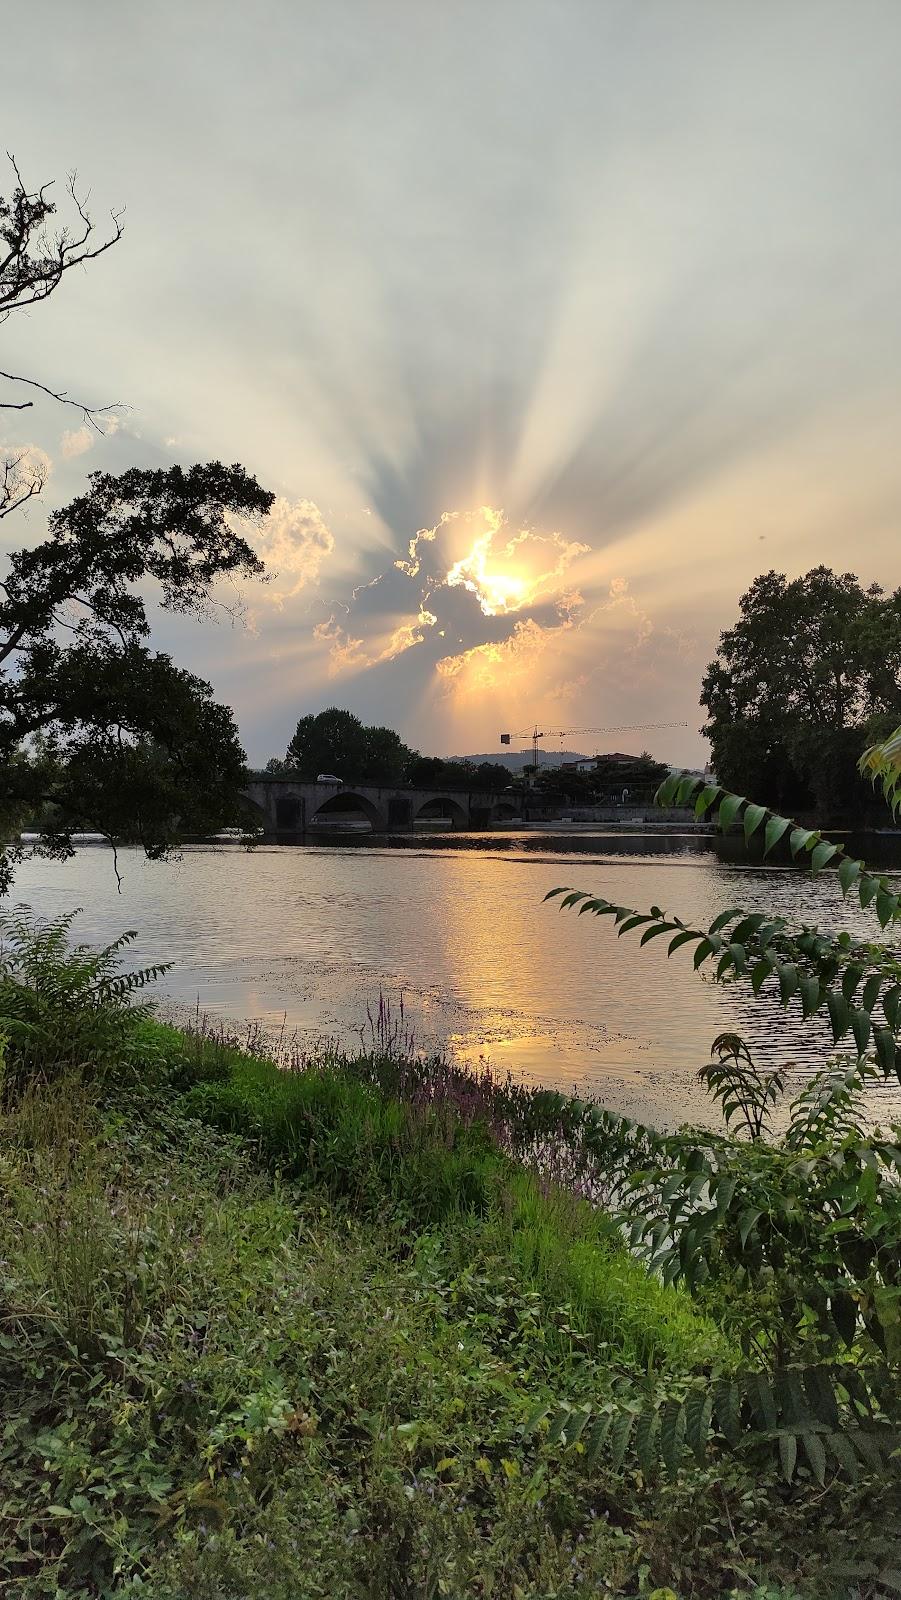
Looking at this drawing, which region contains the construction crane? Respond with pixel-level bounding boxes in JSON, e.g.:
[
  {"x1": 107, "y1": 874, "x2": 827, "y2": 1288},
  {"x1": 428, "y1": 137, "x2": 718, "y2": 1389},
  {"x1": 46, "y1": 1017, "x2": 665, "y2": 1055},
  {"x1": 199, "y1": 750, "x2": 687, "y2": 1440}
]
[{"x1": 499, "y1": 723, "x2": 688, "y2": 769}]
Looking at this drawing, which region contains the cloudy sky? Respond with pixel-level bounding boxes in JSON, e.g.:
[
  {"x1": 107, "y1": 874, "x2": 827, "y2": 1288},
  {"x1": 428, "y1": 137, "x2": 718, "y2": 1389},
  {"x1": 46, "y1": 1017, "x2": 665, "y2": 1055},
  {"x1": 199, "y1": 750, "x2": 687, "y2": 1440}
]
[{"x1": 4, "y1": 0, "x2": 901, "y2": 767}]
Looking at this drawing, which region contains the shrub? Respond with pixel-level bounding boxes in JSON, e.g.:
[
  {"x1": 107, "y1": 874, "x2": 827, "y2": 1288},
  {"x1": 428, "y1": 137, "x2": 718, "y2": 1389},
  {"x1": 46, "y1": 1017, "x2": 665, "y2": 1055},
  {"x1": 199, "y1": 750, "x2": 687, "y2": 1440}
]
[{"x1": 0, "y1": 907, "x2": 169, "y2": 1089}]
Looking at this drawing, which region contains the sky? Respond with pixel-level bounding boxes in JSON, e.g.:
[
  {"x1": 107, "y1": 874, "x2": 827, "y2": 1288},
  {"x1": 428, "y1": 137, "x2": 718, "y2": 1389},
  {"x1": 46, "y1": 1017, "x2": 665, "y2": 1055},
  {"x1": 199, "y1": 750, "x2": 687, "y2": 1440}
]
[{"x1": 4, "y1": 0, "x2": 901, "y2": 768}]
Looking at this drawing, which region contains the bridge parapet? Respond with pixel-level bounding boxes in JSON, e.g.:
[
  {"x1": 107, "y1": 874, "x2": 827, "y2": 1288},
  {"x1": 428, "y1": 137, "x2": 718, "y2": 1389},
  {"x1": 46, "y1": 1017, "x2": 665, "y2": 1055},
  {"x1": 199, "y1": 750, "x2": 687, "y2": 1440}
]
[{"x1": 241, "y1": 775, "x2": 511, "y2": 834}]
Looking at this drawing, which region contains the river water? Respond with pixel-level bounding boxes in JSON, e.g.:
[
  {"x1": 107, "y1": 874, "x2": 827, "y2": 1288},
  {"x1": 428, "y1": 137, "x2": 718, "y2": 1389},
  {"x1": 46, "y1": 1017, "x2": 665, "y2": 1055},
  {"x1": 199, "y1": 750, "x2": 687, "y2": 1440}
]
[{"x1": 10, "y1": 831, "x2": 901, "y2": 1129}]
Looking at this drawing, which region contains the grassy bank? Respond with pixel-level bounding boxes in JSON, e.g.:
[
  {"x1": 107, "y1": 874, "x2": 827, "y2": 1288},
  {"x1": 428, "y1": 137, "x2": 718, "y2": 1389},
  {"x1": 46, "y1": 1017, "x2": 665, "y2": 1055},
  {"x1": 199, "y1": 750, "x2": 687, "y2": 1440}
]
[{"x1": 1, "y1": 919, "x2": 899, "y2": 1597}]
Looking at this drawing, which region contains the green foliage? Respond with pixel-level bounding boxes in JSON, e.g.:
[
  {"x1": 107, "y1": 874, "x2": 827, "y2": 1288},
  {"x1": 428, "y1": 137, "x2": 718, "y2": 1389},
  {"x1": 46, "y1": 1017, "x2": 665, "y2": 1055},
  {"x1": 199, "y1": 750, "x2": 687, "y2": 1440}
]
[
  {"x1": 0, "y1": 907, "x2": 169, "y2": 1087},
  {"x1": 1, "y1": 461, "x2": 274, "y2": 894},
  {"x1": 546, "y1": 751, "x2": 901, "y2": 1493},
  {"x1": 283, "y1": 706, "x2": 415, "y2": 784},
  {"x1": 3, "y1": 1070, "x2": 896, "y2": 1599},
  {"x1": 700, "y1": 566, "x2": 901, "y2": 818}
]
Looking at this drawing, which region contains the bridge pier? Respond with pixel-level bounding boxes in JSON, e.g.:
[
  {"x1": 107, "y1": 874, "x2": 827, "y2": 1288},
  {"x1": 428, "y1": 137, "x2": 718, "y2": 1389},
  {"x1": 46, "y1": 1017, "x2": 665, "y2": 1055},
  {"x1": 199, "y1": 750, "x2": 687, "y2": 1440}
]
[{"x1": 241, "y1": 776, "x2": 514, "y2": 836}]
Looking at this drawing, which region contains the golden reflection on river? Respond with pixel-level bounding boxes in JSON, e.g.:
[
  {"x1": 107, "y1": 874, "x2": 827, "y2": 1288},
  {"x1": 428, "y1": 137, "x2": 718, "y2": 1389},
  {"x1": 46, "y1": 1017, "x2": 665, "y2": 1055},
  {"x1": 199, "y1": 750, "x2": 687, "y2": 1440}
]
[{"x1": 11, "y1": 835, "x2": 901, "y2": 1129}]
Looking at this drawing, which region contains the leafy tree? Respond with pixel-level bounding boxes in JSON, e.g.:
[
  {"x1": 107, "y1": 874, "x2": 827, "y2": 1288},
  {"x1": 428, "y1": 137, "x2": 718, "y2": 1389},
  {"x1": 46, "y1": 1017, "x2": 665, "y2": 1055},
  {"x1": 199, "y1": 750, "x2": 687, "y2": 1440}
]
[
  {"x1": 405, "y1": 754, "x2": 446, "y2": 787},
  {"x1": 541, "y1": 741, "x2": 901, "y2": 1485},
  {"x1": 701, "y1": 567, "x2": 901, "y2": 817},
  {"x1": 284, "y1": 708, "x2": 367, "y2": 779},
  {"x1": 0, "y1": 158, "x2": 274, "y2": 890},
  {"x1": 1, "y1": 464, "x2": 272, "y2": 889},
  {"x1": 361, "y1": 723, "x2": 411, "y2": 784}
]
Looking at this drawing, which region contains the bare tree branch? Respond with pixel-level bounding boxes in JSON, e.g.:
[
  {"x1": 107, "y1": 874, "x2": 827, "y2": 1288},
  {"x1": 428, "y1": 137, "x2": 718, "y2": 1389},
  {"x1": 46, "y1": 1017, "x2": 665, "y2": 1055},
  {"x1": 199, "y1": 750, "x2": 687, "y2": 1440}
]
[{"x1": 0, "y1": 369, "x2": 126, "y2": 429}]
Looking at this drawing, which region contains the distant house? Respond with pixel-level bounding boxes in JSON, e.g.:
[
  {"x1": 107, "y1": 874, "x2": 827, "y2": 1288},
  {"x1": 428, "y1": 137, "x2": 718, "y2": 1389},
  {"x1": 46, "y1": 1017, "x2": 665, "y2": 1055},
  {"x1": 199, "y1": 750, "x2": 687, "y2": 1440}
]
[{"x1": 561, "y1": 752, "x2": 647, "y2": 775}]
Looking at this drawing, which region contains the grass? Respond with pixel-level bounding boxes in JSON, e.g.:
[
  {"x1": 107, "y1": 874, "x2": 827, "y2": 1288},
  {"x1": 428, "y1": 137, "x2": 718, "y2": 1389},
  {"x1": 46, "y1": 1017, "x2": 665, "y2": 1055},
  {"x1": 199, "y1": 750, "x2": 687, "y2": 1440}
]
[{"x1": 1, "y1": 1002, "x2": 898, "y2": 1595}]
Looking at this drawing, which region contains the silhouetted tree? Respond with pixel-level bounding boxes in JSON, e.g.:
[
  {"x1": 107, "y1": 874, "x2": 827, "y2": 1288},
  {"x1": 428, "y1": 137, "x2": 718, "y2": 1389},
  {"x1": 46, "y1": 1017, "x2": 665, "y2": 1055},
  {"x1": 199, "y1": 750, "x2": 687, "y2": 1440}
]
[
  {"x1": 0, "y1": 158, "x2": 274, "y2": 890},
  {"x1": 702, "y1": 568, "x2": 901, "y2": 818}
]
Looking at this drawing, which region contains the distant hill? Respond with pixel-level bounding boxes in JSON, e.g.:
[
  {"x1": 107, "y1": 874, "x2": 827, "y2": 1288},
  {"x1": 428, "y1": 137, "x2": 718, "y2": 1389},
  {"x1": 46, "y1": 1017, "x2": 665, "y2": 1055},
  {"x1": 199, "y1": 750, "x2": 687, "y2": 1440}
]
[{"x1": 445, "y1": 750, "x2": 588, "y2": 772}]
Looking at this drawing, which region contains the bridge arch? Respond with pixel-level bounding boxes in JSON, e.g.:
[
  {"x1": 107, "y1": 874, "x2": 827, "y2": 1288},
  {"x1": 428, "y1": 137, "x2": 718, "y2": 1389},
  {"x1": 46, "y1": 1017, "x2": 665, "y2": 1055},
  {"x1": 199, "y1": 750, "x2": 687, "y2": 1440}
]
[
  {"x1": 309, "y1": 790, "x2": 386, "y2": 832},
  {"x1": 413, "y1": 795, "x2": 468, "y2": 830},
  {"x1": 490, "y1": 799, "x2": 520, "y2": 822}
]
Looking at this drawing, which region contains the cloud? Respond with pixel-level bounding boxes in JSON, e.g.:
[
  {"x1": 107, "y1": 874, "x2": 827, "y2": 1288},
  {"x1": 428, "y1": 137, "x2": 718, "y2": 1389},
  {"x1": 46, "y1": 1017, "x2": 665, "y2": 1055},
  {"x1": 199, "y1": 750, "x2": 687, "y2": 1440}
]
[
  {"x1": 436, "y1": 615, "x2": 565, "y2": 696},
  {"x1": 60, "y1": 414, "x2": 121, "y2": 460},
  {"x1": 0, "y1": 443, "x2": 52, "y2": 512},
  {"x1": 315, "y1": 605, "x2": 437, "y2": 676},
  {"x1": 256, "y1": 496, "x2": 335, "y2": 603}
]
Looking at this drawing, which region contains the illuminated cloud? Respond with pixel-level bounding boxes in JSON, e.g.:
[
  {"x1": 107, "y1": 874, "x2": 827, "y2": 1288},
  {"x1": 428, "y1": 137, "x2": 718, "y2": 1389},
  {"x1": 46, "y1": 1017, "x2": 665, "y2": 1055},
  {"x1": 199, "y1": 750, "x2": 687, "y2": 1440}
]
[
  {"x1": 257, "y1": 497, "x2": 335, "y2": 604},
  {"x1": 0, "y1": 443, "x2": 52, "y2": 507},
  {"x1": 315, "y1": 605, "x2": 438, "y2": 676},
  {"x1": 60, "y1": 415, "x2": 121, "y2": 459}
]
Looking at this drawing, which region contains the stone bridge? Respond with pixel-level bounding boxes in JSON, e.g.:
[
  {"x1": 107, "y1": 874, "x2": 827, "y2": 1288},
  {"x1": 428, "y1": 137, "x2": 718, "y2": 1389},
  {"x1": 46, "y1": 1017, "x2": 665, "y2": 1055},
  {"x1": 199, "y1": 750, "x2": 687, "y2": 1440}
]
[{"x1": 242, "y1": 774, "x2": 520, "y2": 835}]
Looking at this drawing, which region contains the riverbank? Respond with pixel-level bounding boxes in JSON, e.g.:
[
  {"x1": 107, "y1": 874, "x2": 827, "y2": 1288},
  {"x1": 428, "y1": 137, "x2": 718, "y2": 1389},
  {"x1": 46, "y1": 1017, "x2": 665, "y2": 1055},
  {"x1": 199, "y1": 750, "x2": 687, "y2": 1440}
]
[{"x1": 3, "y1": 982, "x2": 899, "y2": 1596}]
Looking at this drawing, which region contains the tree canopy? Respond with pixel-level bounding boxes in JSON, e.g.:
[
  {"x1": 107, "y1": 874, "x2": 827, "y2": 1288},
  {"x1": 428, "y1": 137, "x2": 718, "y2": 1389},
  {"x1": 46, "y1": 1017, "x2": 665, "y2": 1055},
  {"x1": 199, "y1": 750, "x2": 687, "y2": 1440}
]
[
  {"x1": 701, "y1": 567, "x2": 901, "y2": 817},
  {"x1": 276, "y1": 711, "x2": 515, "y2": 790},
  {"x1": 1, "y1": 158, "x2": 273, "y2": 890}
]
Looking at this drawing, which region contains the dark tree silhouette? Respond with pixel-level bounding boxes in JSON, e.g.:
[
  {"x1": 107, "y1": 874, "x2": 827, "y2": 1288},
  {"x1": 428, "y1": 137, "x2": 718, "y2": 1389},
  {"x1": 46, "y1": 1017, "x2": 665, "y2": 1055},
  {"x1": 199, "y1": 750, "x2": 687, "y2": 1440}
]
[
  {"x1": 0, "y1": 157, "x2": 274, "y2": 889},
  {"x1": 1, "y1": 154, "x2": 124, "y2": 426},
  {"x1": 701, "y1": 567, "x2": 901, "y2": 818}
]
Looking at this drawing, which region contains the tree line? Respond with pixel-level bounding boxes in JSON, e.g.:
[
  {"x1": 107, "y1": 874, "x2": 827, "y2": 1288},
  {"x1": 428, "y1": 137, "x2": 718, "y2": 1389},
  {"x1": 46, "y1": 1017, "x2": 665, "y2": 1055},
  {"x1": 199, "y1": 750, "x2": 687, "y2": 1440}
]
[{"x1": 263, "y1": 708, "x2": 514, "y2": 790}]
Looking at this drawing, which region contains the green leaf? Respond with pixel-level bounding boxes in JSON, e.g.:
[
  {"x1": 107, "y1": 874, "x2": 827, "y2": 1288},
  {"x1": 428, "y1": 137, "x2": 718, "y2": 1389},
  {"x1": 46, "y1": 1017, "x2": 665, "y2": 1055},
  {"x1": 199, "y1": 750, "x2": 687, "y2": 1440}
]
[
  {"x1": 799, "y1": 976, "x2": 822, "y2": 1019},
  {"x1": 883, "y1": 984, "x2": 901, "y2": 1030},
  {"x1": 861, "y1": 974, "x2": 882, "y2": 1014},
  {"x1": 522, "y1": 1401, "x2": 550, "y2": 1436},
  {"x1": 803, "y1": 1368, "x2": 839, "y2": 1430},
  {"x1": 656, "y1": 774, "x2": 680, "y2": 807},
  {"x1": 634, "y1": 1407, "x2": 658, "y2": 1477},
  {"x1": 826, "y1": 989, "x2": 850, "y2": 1044},
  {"x1": 716, "y1": 794, "x2": 745, "y2": 832},
  {"x1": 675, "y1": 774, "x2": 699, "y2": 807},
  {"x1": 778, "y1": 1431, "x2": 797, "y2": 1482},
  {"x1": 859, "y1": 875, "x2": 878, "y2": 910},
  {"x1": 694, "y1": 784, "x2": 721, "y2": 818},
  {"x1": 850, "y1": 1008, "x2": 872, "y2": 1057},
  {"x1": 830, "y1": 1292, "x2": 858, "y2": 1346},
  {"x1": 838, "y1": 856, "x2": 862, "y2": 897},
  {"x1": 693, "y1": 939, "x2": 715, "y2": 970},
  {"x1": 776, "y1": 963, "x2": 800, "y2": 1004},
  {"x1": 789, "y1": 827, "x2": 817, "y2": 857},
  {"x1": 668, "y1": 929, "x2": 699, "y2": 956},
  {"x1": 683, "y1": 1388, "x2": 714, "y2": 1464},
  {"x1": 751, "y1": 957, "x2": 773, "y2": 995},
  {"x1": 713, "y1": 1378, "x2": 741, "y2": 1446},
  {"x1": 809, "y1": 840, "x2": 838, "y2": 873},
  {"x1": 875, "y1": 1029, "x2": 896, "y2": 1075},
  {"x1": 826, "y1": 1430, "x2": 859, "y2": 1484},
  {"x1": 748, "y1": 1372, "x2": 778, "y2": 1432},
  {"x1": 564, "y1": 1404, "x2": 593, "y2": 1446},
  {"x1": 583, "y1": 1411, "x2": 612, "y2": 1467},
  {"x1": 801, "y1": 1430, "x2": 827, "y2": 1484},
  {"x1": 660, "y1": 1399, "x2": 686, "y2": 1478},
  {"x1": 876, "y1": 890, "x2": 899, "y2": 929},
  {"x1": 742, "y1": 802, "x2": 767, "y2": 841},
  {"x1": 609, "y1": 1409, "x2": 633, "y2": 1471},
  {"x1": 639, "y1": 923, "x2": 678, "y2": 945},
  {"x1": 842, "y1": 963, "x2": 865, "y2": 1002},
  {"x1": 546, "y1": 1406, "x2": 571, "y2": 1445},
  {"x1": 738, "y1": 1207, "x2": 762, "y2": 1247},
  {"x1": 709, "y1": 906, "x2": 743, "y2": 935},
  {"x1": 764, "y1": 815, "x2": 791, "y2": 856}
]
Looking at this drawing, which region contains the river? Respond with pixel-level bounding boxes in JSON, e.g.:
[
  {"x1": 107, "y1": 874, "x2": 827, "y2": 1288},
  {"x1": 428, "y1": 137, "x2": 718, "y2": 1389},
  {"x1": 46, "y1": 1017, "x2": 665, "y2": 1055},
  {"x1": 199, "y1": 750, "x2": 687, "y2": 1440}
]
[{"x1": 10, "y1": 831, "x2": 901, "y2": 1129}]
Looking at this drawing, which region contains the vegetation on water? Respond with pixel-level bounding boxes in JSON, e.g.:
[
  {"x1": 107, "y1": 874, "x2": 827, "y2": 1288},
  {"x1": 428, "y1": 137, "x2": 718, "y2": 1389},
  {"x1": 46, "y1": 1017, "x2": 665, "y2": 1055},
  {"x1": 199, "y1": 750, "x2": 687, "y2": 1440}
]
[{"x1": 2, "y1": 898, "x2": 901, "y2": 1597}]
